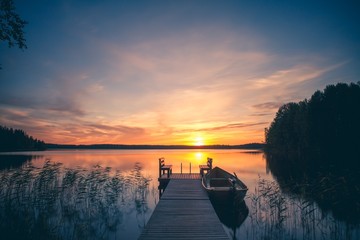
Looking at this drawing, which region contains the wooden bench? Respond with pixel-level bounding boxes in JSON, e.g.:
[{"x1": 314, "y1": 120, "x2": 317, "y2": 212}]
[
  {"x1": 199, "y1": 157, "x2": 213, "y2": 176},
  {"x1": 159, "y1": 157, "x2": 172, "y2": 178}
]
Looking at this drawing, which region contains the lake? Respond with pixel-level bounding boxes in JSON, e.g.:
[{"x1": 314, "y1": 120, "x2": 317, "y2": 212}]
[{"x1": 0, "y1": 149, "x2": 359, "y2": 240}]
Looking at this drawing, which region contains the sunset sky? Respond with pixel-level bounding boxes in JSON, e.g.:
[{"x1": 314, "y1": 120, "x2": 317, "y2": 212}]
[{"x1": 1, "y1": 1, "x2": 359, "y2": 145}]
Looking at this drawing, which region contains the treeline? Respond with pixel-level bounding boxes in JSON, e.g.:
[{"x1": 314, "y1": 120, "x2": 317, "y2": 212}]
[
  {"x1": 0, "y1": 126, "x2": 46, "y2": 152},
  {"x1": 265, "y1": 82, "x2": 360, "y2": 169},
  {"x1": 46, "y1": 143, "x2": 265, "y2": 150}
]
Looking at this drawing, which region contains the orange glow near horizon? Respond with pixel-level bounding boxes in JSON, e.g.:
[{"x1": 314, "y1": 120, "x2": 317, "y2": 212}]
[
  {"x1": 194, "y1": 136, "x2": 205, "y2": 146},
  {"x1": 181, "y1": 133, "x2": 215, "y2": 146},
  {"x1": 24, "y1": 124, "x2": 266, "y2": 145}
]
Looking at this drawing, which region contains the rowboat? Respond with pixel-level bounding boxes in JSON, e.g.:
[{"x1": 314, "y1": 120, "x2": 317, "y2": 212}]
[{"x1": 201, "y1": 166, "x2": 248, "y2": 202}]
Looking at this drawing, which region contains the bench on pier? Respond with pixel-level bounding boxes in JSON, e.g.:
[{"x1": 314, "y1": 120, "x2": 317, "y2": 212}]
[
  {"x1": 199, "y1": 157, "x2": 213, "y2": 176},
  {"x1": 159, "y1": 157, "x2": 172, "y2": 178}
]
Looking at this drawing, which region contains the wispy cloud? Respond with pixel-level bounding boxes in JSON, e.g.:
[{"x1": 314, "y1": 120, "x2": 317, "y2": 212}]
[
  {"x1": 0, "y1": 19, "x2": 349, "y2": 145},
  {"x1": 0, "y1": 93, "x2": 86, "y2": 116},
  {"x1": 0, "y1": 106, "x2": 147, "y2": 144},
  {"x1": 177, "y1": 122, "x2": 269, "y2": 133},
  {"x1": 247, "y1": 62, "x2": 345, "y2": 94},
  {"x1": 252, "y1": 102, "x2": 284, "y2": 110}
]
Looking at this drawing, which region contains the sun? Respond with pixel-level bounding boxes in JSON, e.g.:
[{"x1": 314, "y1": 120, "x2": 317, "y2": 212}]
[{"x1": 194, "y1": 136, "x2": 205, "y2": 146}]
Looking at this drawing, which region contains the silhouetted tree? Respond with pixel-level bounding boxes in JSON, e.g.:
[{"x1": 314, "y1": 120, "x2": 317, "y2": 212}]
[
  {"x1": 0, "y1": 125, "x2": 46, "y2": 151},
  {"x1": 265, "y1": 82, "x2": 360, "y2": 224},
  {"x1": 0, "y1": 0, "x2": 27, "y2": 49},
  {"x1": 266, "y1": 82, "x2": 360, "y2": 169}
]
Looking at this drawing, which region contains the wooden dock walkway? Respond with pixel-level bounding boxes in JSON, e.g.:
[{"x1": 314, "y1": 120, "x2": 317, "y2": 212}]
[
  {"x1": 139, "y1": 174, "x2": 229, "y2": 240},
  {"x1": 160, "y1": 173, "x2": 201, "y2": 180}
]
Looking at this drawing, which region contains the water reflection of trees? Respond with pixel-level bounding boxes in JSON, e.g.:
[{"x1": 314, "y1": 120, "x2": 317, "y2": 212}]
[
  {"x1": 0, "y1": 161, "x2": 151, "y2": 240},
  {"x1": 266, "y1": 154, "x2": 360, "y2": 225},
  {"x1": 0, "y1": 154, "x2": 40, "y2": 170},
  {"x1": 245, "y1": 177, "x2": 360, "y2": 240},
  {"x1": 260, "y1": 82, "x2": 360, "y2": 238}
]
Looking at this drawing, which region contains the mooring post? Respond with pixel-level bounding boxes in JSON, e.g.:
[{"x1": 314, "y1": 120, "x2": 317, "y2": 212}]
[{"x1": 158, "y1": 158, "x2": 161, "y2": 178}]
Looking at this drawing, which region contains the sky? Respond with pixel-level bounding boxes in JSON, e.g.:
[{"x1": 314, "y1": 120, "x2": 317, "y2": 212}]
[{"x1": 1, "y1": 0, "x2": 360, "y2": 145}]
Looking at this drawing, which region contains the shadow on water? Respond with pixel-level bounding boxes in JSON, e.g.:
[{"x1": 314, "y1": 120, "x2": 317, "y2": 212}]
[
  {"x1": 210, "y1": 198, "x2": 249, "y2": 240},
  {"x1": 0, "y1": 160, "x2": 152, "y2": 240},
  {"x1": 0, "y1": 155, "x2": 40, "y2": 170},
  {"x1": 266, "y1": 153, "x2": 360, "y2": 225},
  {"x1": 244, "y1": 176, "x2": 360, "y2": 240},
  {"x1": 241, "y1": 152, "x2": 360, "y2": 239},
  {"x1": 241, "y1": 150, "x2": 263, "y2": 155}
]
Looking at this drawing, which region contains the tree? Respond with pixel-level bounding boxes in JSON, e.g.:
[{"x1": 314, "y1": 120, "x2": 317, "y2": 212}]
[
  {"x1": 0, "y1": 0, "x2": 27, "y2": 49},
  {"x1": 265, "y1": 82, "x2": 360, "y2": 168},
  {"x1": 0, "y1": 125, "x2": 46, "y2": 151}
]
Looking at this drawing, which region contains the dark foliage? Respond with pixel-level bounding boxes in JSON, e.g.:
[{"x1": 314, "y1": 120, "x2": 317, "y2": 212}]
[
  {"x1": 265, "y1": 82, "x2": 360, "y2": 169},
  {"x1": 0, "y1": 0, "x2": 27, "y2": 49},
  {"x1": 0, "y1": 126, "x2": 46, "y2": 151},
  {"x1": 265, "y1": 82, "x2": 360, "y2": 224}
]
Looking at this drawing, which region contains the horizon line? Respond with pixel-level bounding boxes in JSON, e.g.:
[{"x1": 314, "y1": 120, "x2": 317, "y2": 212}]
[{"x1": 45, "y1": 142, "x2": 265, "y2": 150}]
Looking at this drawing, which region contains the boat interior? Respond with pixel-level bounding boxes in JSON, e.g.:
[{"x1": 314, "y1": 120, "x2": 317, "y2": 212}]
[{"x1": 210, "y1": 178, "x2": 233, "y2": 187}]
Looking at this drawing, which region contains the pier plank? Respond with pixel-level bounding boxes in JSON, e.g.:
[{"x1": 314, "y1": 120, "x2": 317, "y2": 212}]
[
  {"x1": 139, "y1": 177, "x2": 229, "y2": 240},
  {"x1": 161, "y1": 179, "x2": 208, "y2": 200},
  {"x1": 159, "y1": 173, "x2": 201, "y2": 180}
]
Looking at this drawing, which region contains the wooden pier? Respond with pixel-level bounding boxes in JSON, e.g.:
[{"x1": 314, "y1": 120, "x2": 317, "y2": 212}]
[{"x1": 139, "y1": 172, "x2": 229, "y2": 239}]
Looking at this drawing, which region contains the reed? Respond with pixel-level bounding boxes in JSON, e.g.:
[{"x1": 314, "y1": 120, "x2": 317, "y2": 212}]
[
  {"x1": 242, "y1": 177, "x2": 360, "y2": 240},
  {"x1": 0, "y1": 161, "x2": 152, "y2": 239}
]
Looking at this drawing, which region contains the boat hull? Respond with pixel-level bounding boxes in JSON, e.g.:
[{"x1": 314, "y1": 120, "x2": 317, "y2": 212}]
[
  {"x1": 207, "y1": 188, "x2": 247, "y2": 203},
  {"x1": 202, "y1": 166, "x2": 248, "y2": 203}
]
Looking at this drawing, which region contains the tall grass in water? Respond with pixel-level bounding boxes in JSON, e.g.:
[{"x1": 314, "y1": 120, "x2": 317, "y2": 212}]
[
  {"x1": 0, "y1": 161, "x2": 151, "y2": 240},
  {"x1": 244, "y1": 177, "x2": 360, "y2": 240}
]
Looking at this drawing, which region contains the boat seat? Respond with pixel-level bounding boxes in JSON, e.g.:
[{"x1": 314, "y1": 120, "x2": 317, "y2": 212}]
[{"x1": 210, "y1": 178, "x2": 233, "y2": 187}]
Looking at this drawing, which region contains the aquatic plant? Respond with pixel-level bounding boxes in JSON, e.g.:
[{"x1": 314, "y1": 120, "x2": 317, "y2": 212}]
[
  {"x1": 242, "y1": 177, "x2": 360, "y2": 240},
  {"x1": 0, "y1": 161, "x2": 152, "y2": 240}
]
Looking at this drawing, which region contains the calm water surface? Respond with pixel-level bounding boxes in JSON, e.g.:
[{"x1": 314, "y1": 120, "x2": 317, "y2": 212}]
[{"x1": 0, "y1": 149, "x2": 358, "y2": 240}]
